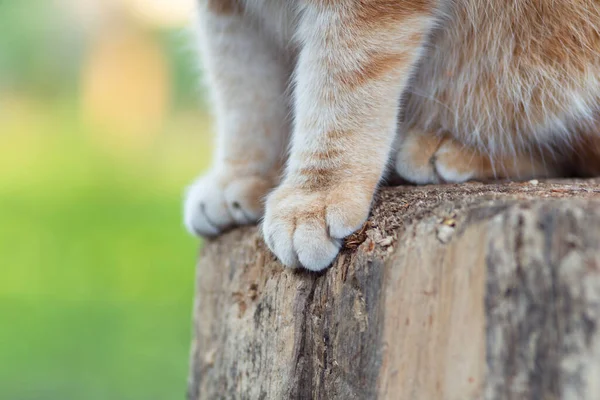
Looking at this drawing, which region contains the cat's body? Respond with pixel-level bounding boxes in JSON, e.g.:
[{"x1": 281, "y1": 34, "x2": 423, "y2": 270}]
[{"x1": 185, "y1": 0, "x2": 600, "y2": 270}]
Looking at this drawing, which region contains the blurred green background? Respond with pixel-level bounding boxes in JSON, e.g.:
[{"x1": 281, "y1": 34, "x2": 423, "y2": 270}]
[{"x1": 0, "y1": 1, "x2": 211, "y2": 398}]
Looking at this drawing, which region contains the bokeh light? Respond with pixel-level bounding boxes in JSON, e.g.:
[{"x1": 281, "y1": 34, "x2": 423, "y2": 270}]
[{"x1": 0, "y1": 1, "x2": 210, "y2": 399}]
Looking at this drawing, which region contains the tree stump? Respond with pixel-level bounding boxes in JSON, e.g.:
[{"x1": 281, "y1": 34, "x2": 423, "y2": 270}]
[{"x1": 187, "y1": 179, "x2": 600, "y2": 400}]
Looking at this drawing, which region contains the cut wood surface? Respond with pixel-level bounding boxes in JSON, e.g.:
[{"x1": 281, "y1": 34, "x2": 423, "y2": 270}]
[{"x1": 187, "y1": 179, "x2": 600, "y2": 400}]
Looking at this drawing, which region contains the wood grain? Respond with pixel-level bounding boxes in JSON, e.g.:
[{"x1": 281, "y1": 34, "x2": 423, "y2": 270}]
[{"x1": 188, "y1": 179, "x2": 600, "y2": 400}]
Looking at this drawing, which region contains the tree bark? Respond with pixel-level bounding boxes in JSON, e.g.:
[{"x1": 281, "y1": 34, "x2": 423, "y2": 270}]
[{"x1": 187, "y1": 179, "x2": 600, "y2": 400}]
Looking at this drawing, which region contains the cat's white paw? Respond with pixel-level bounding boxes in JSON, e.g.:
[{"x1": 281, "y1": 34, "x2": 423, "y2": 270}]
[
  {"x1": 184, "y1": 172, "x2": 273, "y2": 236},
  {"x1": 262, "y1": 184, "x2": 371, "y2": 271}
]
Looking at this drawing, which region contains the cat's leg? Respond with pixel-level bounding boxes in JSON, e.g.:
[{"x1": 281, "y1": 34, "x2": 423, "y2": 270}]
[
  {"x1": 394, "y1": 129, "x2": 562, "y2": 184},
  {"x1": 184, "y1": 0, "x2": 291, "y2": 236},
  {"x1": 262, "y1": 1, "x2": 437, "y2": 270}
]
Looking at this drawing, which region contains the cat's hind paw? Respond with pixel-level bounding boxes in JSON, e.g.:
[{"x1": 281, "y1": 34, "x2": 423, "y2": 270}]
[{"x1": 394, "y1": 130, "x2": 553, "y2": 184}]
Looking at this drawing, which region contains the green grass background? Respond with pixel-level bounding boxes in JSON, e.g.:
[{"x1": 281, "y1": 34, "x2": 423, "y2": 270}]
[
  {"x1": 0, "y1": 2, "x2": 211, "y2": 399},
  {"x1": 0, "y1": 104, "x2": 211, "y2": 400}
]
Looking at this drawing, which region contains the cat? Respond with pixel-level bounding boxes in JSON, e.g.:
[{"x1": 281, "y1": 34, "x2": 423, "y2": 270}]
[{"x1": 184, "y1": 0, "x2": 600, "y2": 271}]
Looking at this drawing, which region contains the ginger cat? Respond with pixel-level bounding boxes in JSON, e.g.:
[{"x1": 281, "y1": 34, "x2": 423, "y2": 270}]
[{"x1": 184, "y1": 0, "x2": 600, "y2": 271}]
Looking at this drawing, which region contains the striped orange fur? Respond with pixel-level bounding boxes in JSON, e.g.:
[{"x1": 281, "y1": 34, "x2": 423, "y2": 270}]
[{"x1": 185, "y1": 0, "x2": 600, "y2": 271}]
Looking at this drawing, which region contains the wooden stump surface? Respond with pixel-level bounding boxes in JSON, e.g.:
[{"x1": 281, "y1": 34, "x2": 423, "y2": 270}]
[{"x1": 188, "y1": 179, "x2": 600, "y2": 400}]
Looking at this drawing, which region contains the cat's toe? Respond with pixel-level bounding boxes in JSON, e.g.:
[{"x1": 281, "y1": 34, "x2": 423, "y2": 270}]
[
  {"x1": 223, "y1": 176, "x2": 272, "y2": 224},
  {"x1": 262, "y1": 184, "x2": 370, "y2": 271},
  {"x1": 432, "y1": 141, "x2": 478, "y2": 183},
  {"x1": 394, "y1": 130, "x2": 443, "y2": 184},
  {"x1": 184, "y1": 172, "x2": 273, "y2": 237}
]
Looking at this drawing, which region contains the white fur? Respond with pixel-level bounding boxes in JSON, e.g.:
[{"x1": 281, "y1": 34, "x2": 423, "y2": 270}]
[
  {"x1": 185, "y1": 0, "x2": 600, "y2": 270},
  {"x1": 184, "y1": 0, "x2": 292, "y2": 236},
  {"x1": 261, "y1": 8, "x2": 433, "y2": 270}
]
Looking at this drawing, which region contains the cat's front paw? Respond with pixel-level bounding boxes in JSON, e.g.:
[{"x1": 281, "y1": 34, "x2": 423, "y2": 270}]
[
  {"x1": 184, "y1": 171, "x2": 274, "y2": 236},
  {"x1": 262, "y1": 184, "x2": 372, "y2": 271}
]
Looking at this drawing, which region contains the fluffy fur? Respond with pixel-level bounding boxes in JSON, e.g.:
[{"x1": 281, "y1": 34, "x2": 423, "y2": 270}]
[{"x1": 184, "y1": 0, "x2": 600, "y2": 271}]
